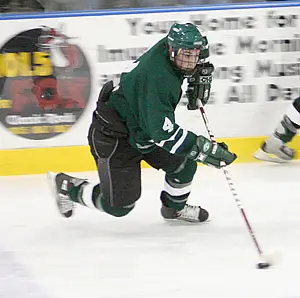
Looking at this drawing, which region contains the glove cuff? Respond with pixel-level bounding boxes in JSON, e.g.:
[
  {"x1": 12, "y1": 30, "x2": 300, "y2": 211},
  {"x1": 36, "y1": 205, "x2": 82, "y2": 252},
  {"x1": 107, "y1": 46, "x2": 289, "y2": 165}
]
[{"x1": 187, "y1": 136, "x2": 213, "y2": 161}]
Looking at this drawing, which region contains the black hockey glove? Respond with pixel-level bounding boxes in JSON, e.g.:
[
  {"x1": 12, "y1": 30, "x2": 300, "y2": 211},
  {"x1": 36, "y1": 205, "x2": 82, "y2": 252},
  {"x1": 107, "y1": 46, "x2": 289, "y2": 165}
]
[
  {"x1": 186, "y1": 62, "x2": 214, "y2": 110},
  {"x1": 187, "y1": 135, "x2": 237, "y2": 169}
]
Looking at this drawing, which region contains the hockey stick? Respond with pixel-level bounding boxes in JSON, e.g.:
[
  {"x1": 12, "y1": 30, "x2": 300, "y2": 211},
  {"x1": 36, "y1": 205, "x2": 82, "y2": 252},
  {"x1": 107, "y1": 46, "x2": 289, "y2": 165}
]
[{"x1": 198, "y1": 101, "x2": 278, "y2": 269}]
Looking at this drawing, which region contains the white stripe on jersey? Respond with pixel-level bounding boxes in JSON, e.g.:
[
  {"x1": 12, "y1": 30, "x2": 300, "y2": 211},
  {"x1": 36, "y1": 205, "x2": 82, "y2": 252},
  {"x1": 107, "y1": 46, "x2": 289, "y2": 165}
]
[
  {"x1": 156, "y1": 127, "x2": 181, "y2": 147},
  {"x1": 170, "y1": 129, "x2": 188, "y2": 154}
]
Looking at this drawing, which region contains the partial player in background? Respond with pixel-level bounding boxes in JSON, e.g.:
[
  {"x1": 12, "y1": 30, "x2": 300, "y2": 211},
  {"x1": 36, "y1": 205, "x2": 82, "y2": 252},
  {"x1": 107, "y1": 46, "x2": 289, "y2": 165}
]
[
  {"x1": 254, "y1": 98, "x2": 299, "y2": 163},
  {"x1": 48, "y1": 23, "x2": 237, "y2": 223}
]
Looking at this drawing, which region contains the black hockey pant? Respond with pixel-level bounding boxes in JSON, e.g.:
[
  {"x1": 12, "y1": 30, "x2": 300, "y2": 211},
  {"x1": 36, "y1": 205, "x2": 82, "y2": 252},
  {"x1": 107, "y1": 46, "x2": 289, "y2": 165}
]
[{"x1": 87, "y1": 124, "x2": 197, "y2": 210}]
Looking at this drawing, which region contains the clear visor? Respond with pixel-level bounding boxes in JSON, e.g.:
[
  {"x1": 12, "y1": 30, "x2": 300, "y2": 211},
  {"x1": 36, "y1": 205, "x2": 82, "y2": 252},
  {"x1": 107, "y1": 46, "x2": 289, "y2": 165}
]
[{"x1": 173, "y1": 48, "x2": 201, "y2": 73}]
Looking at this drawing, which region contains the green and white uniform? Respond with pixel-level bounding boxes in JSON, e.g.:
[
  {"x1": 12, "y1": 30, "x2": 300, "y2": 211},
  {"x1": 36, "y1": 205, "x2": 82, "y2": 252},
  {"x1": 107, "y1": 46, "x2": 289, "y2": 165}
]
[
  {"x1": 108, "y1": 37, "x2": 198, "y2": 156},
  {"x1": 49, "y1": 23, "x2": 236, "y2": 224}
]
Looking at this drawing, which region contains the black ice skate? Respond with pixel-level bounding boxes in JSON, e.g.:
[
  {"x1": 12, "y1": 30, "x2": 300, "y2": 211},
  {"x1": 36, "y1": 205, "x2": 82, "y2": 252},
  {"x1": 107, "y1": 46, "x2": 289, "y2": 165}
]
[
  {"x1": 161, "y1": 203, "x2": 209, "y2": 223},
  {"x1": 47, "y1": 171, "x2": 87, "y2": 218}
]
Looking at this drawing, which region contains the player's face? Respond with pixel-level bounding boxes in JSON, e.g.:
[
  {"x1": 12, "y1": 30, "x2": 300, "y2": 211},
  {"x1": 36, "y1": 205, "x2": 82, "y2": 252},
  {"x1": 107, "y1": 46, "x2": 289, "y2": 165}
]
[{"x1": 174, "y1": 48, "x2": 201, "y2": 72}]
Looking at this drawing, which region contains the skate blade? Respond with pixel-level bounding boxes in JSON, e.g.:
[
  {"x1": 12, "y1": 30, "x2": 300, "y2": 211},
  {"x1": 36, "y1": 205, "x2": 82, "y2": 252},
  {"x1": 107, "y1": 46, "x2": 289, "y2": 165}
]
[
  {"x1": 47, "y1": 171, "x2": 73, "y2": 218},
  {"x1": 47, "y1": 171, "x2": 60, "y2": 205},
  {"x1": 163, "y1": 218, "x2": 211, "y2": 225},
  {"x1": 47, "y1": 171, "x2": 57, "y2": 197},
  {"x1": 253, "y1": 149, "x2": 290, "y2": 164}
]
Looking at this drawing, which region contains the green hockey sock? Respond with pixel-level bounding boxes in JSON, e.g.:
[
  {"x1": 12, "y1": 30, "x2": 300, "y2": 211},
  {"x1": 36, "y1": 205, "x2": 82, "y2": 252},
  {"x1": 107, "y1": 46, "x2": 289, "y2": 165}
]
[{"x1": 160, "y1": 191, "x2": 189, "y2": 211}]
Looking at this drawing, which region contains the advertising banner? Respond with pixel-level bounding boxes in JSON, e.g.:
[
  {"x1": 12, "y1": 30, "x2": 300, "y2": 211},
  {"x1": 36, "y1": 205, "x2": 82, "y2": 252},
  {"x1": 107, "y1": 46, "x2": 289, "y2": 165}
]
[{"x1": 1, "y1": 4, "x2": 300, "y2": 150}]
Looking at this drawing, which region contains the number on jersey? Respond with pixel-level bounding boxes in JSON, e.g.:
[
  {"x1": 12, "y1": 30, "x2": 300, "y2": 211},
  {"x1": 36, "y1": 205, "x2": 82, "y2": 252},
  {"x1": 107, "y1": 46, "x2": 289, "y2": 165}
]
[{"x1": 162, "y1": 117, "x2": 174, "y2": 133}]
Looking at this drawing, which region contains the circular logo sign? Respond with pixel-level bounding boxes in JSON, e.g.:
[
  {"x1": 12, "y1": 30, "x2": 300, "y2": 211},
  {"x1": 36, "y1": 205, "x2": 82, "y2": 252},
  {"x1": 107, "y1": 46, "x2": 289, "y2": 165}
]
[{"x1": 0, "y1": 26, "x2": 91, "y2": 140}]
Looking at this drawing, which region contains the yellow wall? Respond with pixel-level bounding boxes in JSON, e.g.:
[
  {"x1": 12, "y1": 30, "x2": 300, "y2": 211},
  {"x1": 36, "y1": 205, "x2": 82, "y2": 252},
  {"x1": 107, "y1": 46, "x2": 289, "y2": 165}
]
[{"x1": 1, "y1": 135, "x2": 300, "y2": 176}]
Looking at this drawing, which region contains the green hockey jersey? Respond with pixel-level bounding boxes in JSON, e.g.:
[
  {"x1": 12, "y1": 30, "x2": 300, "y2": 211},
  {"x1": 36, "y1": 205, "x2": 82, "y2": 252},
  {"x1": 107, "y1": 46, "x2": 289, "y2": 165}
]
[{"x1": 107, "y1": 37, "x2": 198, "y2": 157}]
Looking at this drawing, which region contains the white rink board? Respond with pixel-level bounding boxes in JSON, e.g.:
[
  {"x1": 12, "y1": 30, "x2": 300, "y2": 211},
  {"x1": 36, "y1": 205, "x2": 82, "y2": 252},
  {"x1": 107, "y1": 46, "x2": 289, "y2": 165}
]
[{"x1": 1, "y1": 3, "x2": 300, "y2": 149}]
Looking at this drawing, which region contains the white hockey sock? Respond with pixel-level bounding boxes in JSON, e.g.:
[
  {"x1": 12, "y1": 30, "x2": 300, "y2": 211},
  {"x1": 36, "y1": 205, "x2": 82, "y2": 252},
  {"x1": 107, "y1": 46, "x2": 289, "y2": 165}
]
[
  {"x1": 164, "y1": 180, "x2": 192, "y2": 197},
  {"x1": 79, "y1": 183, "x2": 102, "y2": 211},
  {"x1": 286, "y1": 102, "x2": 300, "y2": 127}
]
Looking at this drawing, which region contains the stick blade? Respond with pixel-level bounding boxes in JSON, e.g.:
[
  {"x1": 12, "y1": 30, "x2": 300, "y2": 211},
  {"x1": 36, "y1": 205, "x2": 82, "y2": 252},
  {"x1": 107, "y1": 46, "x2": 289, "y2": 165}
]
[{"x1": 257, "y1": 251, "x2": 282, "y2": 269}]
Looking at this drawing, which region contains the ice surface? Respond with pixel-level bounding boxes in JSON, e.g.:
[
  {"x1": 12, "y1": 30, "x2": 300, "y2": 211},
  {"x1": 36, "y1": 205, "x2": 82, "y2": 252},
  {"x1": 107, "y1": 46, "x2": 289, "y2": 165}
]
[{"x1": 0, "y1": 162, "x2": 300, "y2": 298}]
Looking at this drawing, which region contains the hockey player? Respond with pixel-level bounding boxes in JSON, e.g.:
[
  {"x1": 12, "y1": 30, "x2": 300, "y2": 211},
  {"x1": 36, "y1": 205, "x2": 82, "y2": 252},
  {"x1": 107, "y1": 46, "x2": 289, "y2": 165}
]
[
  {"x1": 254, "y1": 98, "x2": 299, "y2": 163},
  {"x1": 48, "y1": 23, "x2": 237, "y2": 223}
]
